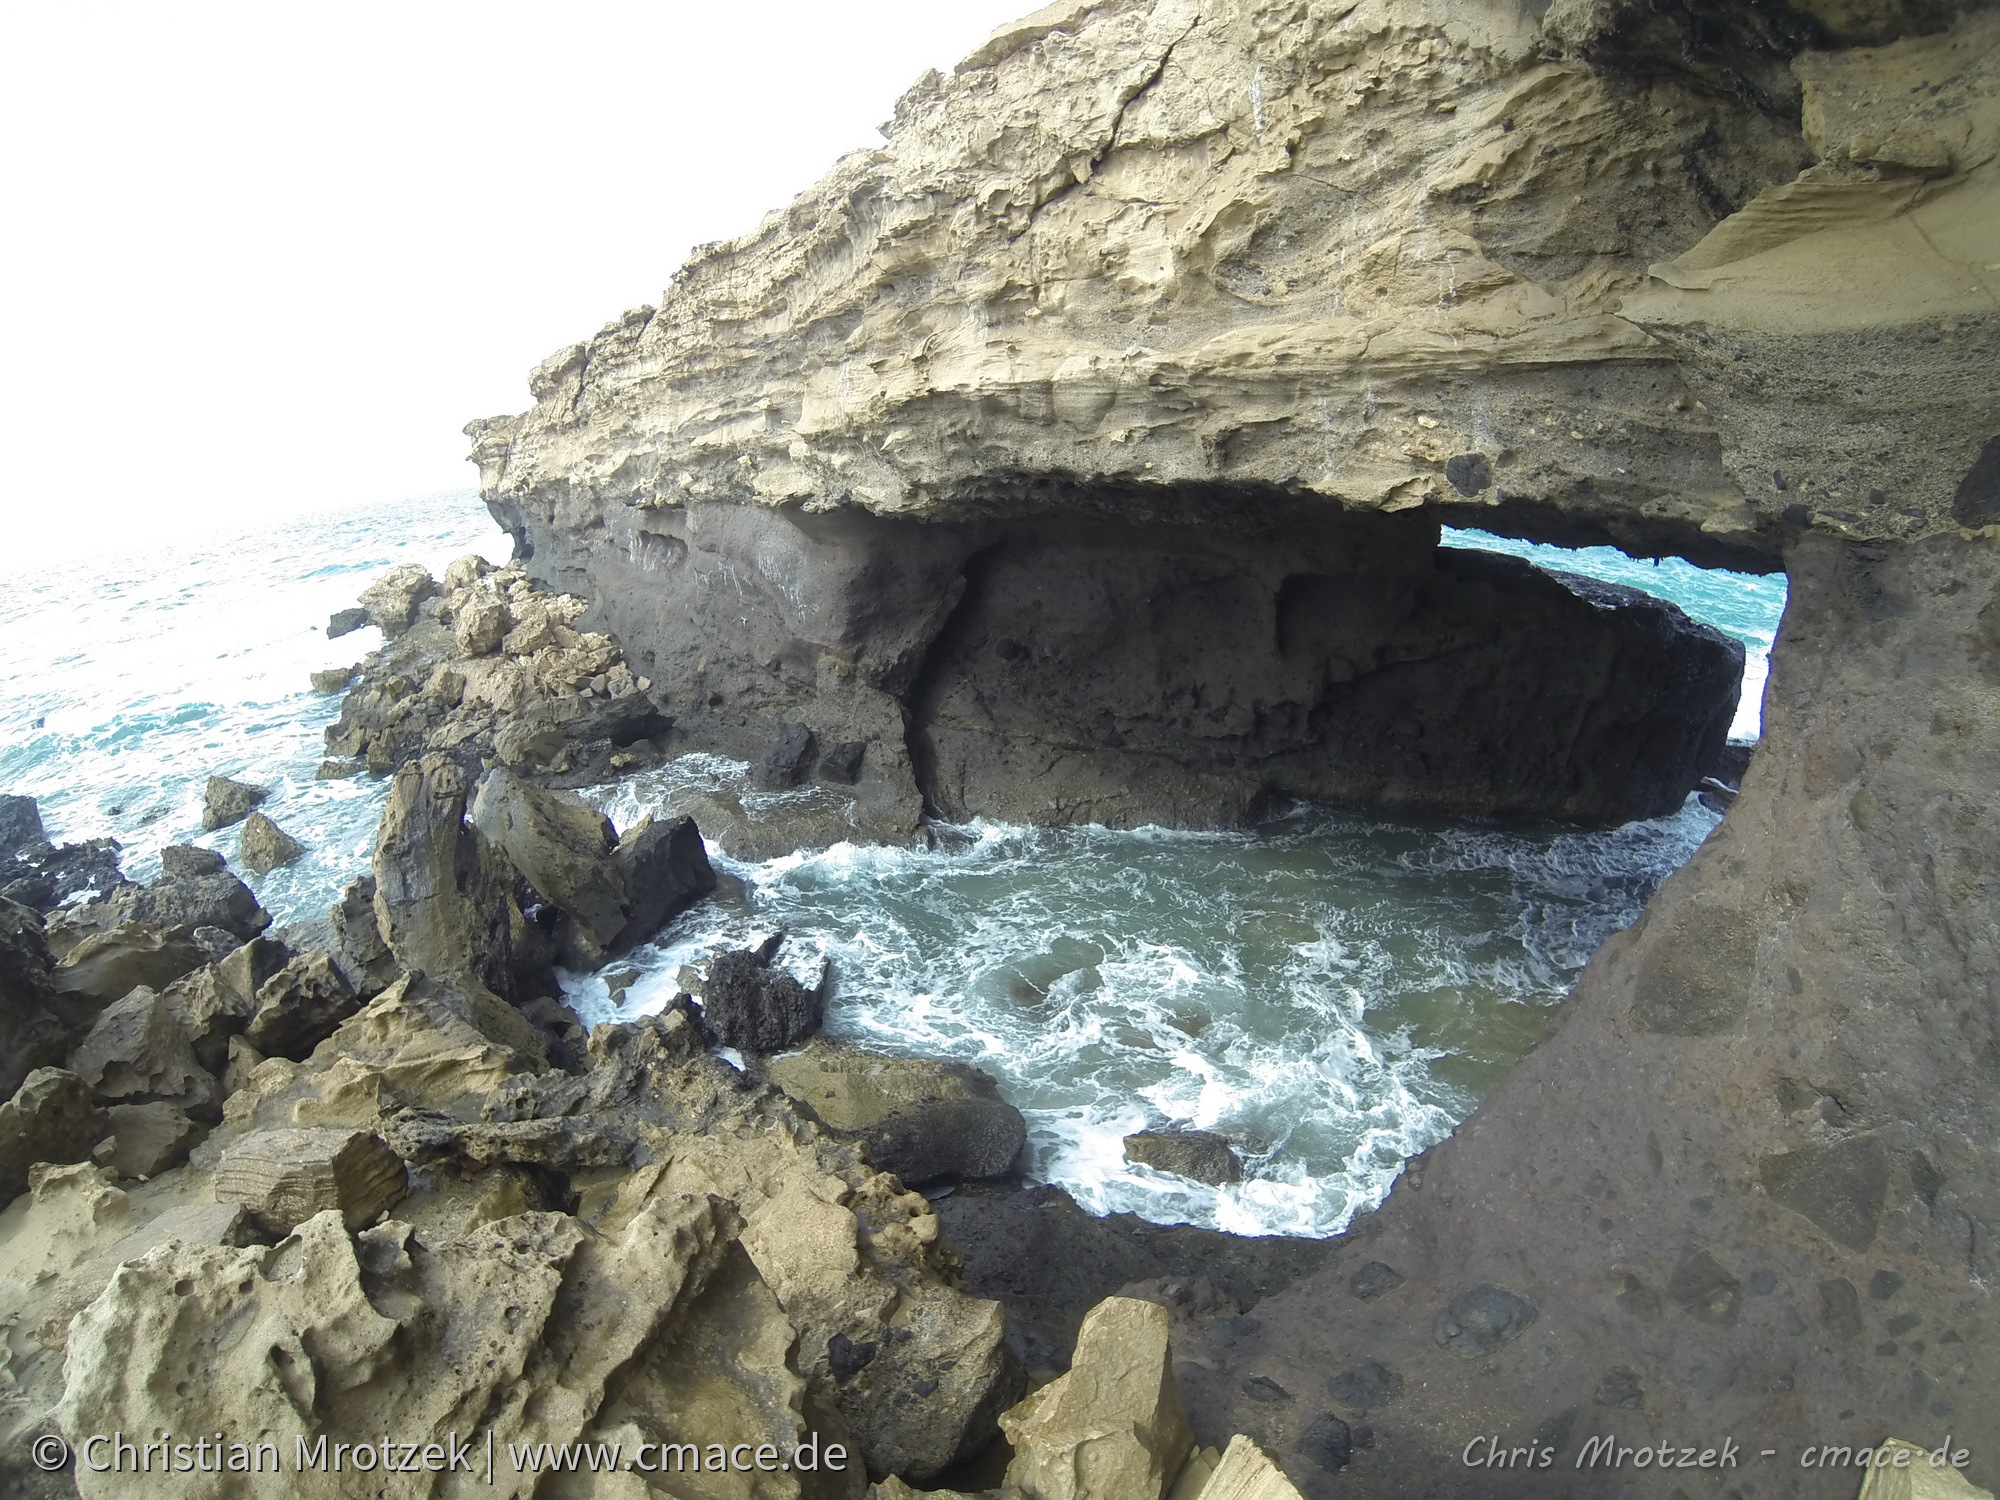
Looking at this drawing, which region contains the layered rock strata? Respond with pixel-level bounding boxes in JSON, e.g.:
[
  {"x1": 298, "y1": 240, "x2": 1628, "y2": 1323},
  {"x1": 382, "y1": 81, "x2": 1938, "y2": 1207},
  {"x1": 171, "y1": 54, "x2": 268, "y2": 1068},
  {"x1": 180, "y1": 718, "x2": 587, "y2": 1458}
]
[{"x1": 461, "y1": 0, "x2": 2000, "y2": 1494}]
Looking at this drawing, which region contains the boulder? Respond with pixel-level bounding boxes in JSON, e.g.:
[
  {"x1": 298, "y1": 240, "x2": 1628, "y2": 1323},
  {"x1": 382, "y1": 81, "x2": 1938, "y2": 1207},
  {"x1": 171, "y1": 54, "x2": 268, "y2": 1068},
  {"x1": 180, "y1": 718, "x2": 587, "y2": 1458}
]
[
  {"x1": 442, "y1": 552, "x2": 493, "y2": 591},
  {"x1": 1123, "y1": 1130, "x2": 1243, "y2": 1187},
  {"x1": 115, "y1": 859, "x2": 271, "y2": 941},
  {"x1": 698, "y1": 939, "x2": 824, "y2": 1055},
  {"x1": 210, "y1": 1128, "x2": 407, "y2": 1233},
  {"x1": 242, "y1": 949, "x2": 358, "y2": 1060},
  {"x1": 607, "y1": 813, "x2": 717, "y2": 954},
  {"x1": 159, "y1": 937, "x2": 289, "y2": 1073},
  {"x1": 238, "y1": 810, "x2": 306, "y2": 875},
  {"x1": 1002, "y1": 1296, "x2": 1193, "y2": 1500},
  {"x1": 326, "y1": 606, "x2": 370, "y2": 639},
  {"x1": 0, "y1": 1068, "x2": 107, "y2": 1204},
  {"x1": 453, "y1": 590, "x2": 511, "y2": 655},
  {"x1": 357, "y1": 562, "x2": 438, "y2": 637},
  {"x1": 765, "y1": 1039, "x2": 1025, "y2": 1186},
  {"x1": 750, "y1": 723, "x2": 817, "y2": 790},
  {"x1": 309, "y1": 665, "x2": 358, "y2": 694},
  {"x1": 66, "y1": 986, "x2": 220, "y2": 1119},
  {"x1": 469, "y1": 767, "x2": 626, "y2": 954},
  {"x1": 52, "y1": 923, "x2": 209, "y2": 1008},
  {"x1": 94, "y1": 1101, "x2": 205, "y2": 1179},
  {"x1": 0, "y1": 826, "x2": 127, "y2": 914},
  {"x1": 201, "y1": 775, "x2": 269, "y2": 831},
  {"x1": 372, "y1": 754, "x2": 555, "y2": 1002},
  {"x1": 0, "y1": 897, "x2": 88, "y2": 1098}
]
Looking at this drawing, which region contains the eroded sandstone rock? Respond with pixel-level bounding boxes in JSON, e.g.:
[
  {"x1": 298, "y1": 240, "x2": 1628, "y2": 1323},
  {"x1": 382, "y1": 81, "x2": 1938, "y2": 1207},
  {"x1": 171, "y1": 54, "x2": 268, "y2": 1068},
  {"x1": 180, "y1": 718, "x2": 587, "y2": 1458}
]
[
  {"x1": 211, "y1": 1128, "x2": 406, "y2": 1233},
  {"x1": 67, "y1": 986, "x2": 220, "y2": 1120},
  {"x1": 1002, "y1": 1296, "x2": 1193, "y2": 1500},
  {"x1": 0, "y1": 1068, "x2": 105, "y2": 1204}
]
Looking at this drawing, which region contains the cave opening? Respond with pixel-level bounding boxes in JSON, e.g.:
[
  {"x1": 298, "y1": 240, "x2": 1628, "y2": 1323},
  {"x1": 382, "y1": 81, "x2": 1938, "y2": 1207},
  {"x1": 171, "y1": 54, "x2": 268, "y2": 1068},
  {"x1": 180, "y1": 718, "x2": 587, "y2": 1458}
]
[{"x1": 570, "y1": 495, "x2": 1792, "y2": 1238}]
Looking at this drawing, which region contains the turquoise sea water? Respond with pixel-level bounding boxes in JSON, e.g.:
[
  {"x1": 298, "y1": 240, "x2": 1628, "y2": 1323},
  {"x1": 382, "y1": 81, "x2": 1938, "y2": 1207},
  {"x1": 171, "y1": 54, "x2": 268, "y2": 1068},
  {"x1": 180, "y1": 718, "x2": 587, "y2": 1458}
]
[{"x1": 0, "y1": 496, "x2": 1787, "y2": 1235}]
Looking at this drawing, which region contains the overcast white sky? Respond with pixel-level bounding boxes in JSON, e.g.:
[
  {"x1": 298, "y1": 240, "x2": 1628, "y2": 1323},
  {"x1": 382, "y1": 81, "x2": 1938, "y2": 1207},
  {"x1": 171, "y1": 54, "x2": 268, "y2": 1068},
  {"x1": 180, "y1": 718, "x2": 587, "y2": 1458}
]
[{"x1": 0, "y1": 2, "x2": 1028, "y2": 555}]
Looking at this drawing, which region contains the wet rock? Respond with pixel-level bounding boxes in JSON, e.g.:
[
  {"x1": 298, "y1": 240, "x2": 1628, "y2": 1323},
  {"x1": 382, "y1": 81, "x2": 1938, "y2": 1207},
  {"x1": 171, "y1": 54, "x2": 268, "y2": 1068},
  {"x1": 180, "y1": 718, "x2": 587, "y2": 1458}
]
[
  {"x1": 750, "y1": 723, "x2": 817, "y2": 790},
  {"x1": 315, "y1": 756, "x2": 365, "y2": 780},
  {"x1": 1123, "y1": 1129, "x2": 1243, "y2": 1186},
  {"x1": 1595, "y1": 1366, "x2": 1645, "y2": 1411},
  {"x1": 210, "y1": 1128, "x2": 407, "y2": 1233},
  {"x1": 94, "y1": 1101, "x2": 204, "y2": 1179},
  {"x1": 243, "y1": 950, "x2": 358, "y2": 1060},
  {"x1": 326, "y1": 606, "x2": 370, "y2": 639},
  {"x1": 309, "y1": 665, "x2": 358, "y2": 694},
  {"x1": 1001, "y1": 1296, "x2": 1191, "y2": 1500},
  {"x1": 238, "y1": 811, "x2": 306, "y2": 875},
  {"x1": 764, "y1": 1038, "x2": 1026, "y2": 1185},
  {"x1": 820, "y1": 739, "x2": 868, "y2": 785},
  {"x1": 935, "y1": 1181, "x2": 1331, "y2": 1377},
  {"x1": 52, "y1": 923, "x2": 209, "y2": 1009},
  {"x1": 697, "y1": 940, "x2": 824, "y2": 1055},
  {"x1": 1821, "y1": 1277, "x2": 1866, "y2": 1339},
  {"x1": 1242, "y1": 1376, "x2": 1291, "y2": 1405},
  {"x1": 357, "y1": 562, "x2": 438, "y2": 637},
  {"x1": 0, "y1": 1068, "x2": 106, "y2": 1204},
  {"x1": 201, "y1": 775, "x2": 269, "y2": 832},
  {"x1": 606, "y1": 813, "x2": 717, "y2": 955},
  {"x1": 110, "y1": 856, "x2": 271, "y2": 942},
  {"x1": 66, "y1": 986, "x2": 219, "y2": 1119},
  {"x1": 1433, "y1": 1284, "x2": 1538, "y2": 1358},
  {"x1": 0, "y1": 817, "x2": 127, "y2": 914}
]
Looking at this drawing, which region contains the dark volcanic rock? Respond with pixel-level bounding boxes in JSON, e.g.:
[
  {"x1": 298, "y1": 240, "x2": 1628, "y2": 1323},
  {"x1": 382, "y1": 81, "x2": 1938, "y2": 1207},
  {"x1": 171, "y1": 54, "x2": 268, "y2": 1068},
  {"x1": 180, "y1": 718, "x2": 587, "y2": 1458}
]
[
  {"x1": 934, "y1": 1181, "x2": 1334, "y2": 1375},
  {"x1": 697, "y1": 941, "x2": 823, "y2": 1055},
  {"x1": 818, "y1": 740, "x2": 868, "y2": 785},
  {"x1": 1123, "y1": 1129, "x2": 1243, "y2": 1185},
  {"x1": 749, "y1": 724, "x2": 816, "y2": 791},
  {"x1": 607, "y1": 815, "x2": 715, "y2": 955},
  {"x1": 114, "y1": 861, "x2": 272, "y2": 943}
]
